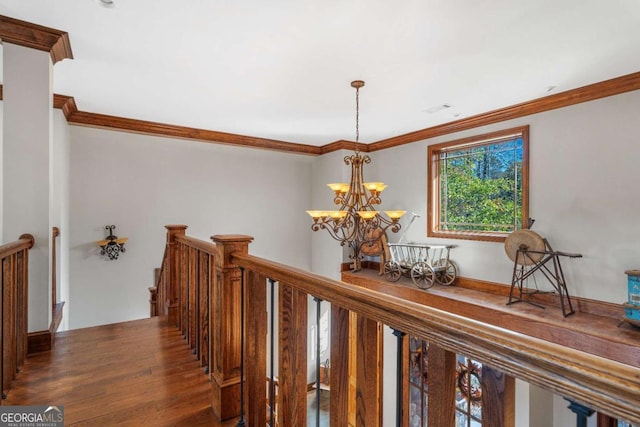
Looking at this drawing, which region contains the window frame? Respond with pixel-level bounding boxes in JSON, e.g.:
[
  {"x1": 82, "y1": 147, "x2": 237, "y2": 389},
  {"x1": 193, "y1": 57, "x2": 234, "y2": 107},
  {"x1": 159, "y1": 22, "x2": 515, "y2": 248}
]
[{"x1": 427, "y1": 125, "x2": 530, "y2": 242}]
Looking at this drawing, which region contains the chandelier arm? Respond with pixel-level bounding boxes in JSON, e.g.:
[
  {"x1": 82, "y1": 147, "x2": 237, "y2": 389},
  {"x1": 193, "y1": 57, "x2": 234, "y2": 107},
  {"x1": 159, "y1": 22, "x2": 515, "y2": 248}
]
[{"x1": 315, "y1": 222, "x2": 348, "y2": 245}]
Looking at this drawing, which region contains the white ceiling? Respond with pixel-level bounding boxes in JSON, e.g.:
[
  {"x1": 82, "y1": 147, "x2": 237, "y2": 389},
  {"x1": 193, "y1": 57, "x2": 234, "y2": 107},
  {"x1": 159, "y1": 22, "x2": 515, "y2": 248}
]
[{"x1": 0, "y1": 0, "x2": 639, "y2": 146}]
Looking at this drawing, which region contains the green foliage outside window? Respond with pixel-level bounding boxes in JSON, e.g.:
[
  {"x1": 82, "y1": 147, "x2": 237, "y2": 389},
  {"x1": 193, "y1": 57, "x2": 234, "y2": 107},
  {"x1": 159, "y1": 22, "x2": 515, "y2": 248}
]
[{"x1": 440, "y1": 139, "x2": 524, "y2": 233}]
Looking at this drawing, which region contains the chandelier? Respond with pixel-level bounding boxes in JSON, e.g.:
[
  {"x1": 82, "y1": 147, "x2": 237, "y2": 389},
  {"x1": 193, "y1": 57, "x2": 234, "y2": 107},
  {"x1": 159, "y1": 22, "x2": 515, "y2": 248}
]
[{"x1": 306, "y1": 80, "x2": 405, "y2": 270}]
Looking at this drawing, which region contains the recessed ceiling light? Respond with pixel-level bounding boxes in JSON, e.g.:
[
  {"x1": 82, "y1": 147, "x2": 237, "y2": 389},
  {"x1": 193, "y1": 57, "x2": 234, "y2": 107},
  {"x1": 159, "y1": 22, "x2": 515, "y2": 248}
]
[{"x1": 96, "y1": 0, "x2": 116, "y2": 8}]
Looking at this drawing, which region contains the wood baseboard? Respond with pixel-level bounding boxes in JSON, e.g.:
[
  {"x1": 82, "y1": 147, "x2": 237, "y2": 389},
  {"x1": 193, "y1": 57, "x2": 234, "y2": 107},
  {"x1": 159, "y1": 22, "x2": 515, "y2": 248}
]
[{"x1": 28, "y1": 301, "x2": 65, "y2": 354}]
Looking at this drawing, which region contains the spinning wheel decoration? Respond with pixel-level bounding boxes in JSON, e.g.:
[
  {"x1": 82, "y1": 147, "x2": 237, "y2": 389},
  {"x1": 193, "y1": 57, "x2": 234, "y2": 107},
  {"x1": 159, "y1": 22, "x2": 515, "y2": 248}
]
[
  {"x1": 504, "y1": 229, "x2": 545, "y2": 266},
  {"x1": 505, "y1": 228, "x2": 581, "y2": 317}
]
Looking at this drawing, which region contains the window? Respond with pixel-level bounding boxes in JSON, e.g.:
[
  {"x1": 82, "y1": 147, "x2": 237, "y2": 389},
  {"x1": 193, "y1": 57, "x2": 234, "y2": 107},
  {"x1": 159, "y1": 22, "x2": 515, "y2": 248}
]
[{"x1": 428, "y1": 126, "x2": 529, "y2": 242}]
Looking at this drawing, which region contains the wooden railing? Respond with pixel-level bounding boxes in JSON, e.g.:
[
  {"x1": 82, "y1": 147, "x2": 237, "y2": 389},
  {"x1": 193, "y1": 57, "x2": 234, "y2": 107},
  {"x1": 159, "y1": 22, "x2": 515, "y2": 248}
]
[
  {"x1": 51, "y1": 227, "x2": 59, "y2": 313},
  {"x1": 151, "y1": 225, "x2": 213, "y2": 376},
  {"x1": 151, "y1": 226, "x2": 254, "y2": 420},
  {"x1": 49, "y1": 227, "x2": 64, "y2": 335},
  {"x1": 233, "y1": 252, "x2": 640, "y2": 426},
  {"x1": 0, "y1": 233, "x2": 34, "y2": 399},
  {"x1": 154, "y1": 226, "x2": 640, "y2": 426},
  {"x1": 150, "y1": 245, "x2": 168, "y2": 317}
]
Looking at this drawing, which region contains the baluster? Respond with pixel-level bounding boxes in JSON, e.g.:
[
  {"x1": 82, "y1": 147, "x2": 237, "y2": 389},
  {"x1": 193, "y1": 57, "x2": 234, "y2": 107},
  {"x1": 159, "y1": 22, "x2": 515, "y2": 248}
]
[
  {"x1": 198, "y1": 251, "x2": 209, "y2": 369},
  {"x1": 245, "y1": 270, "x2": 268, "y2": 426},
  {"x1": 181, "y1": 242, "x2": 188, "y2": 337},
  {"x1": 313, "y1": 297, "x2": 323, "y2": 427},
  {"x1": 356, "y1": 314, "x2": 382, "y2": 426},
  {"x1": 269, "y1": 278, "x2": 277, "y2": 427},
  {"x1": 330, "y1": 305, "x2": 350, "y2": 424},
  {"x1": 16, "y1": 249, "x2": 27, "y2": 370},
  {"x1": 278, "y1": 282, "x2": 308, "y2": 425},
  {"x1": 165, "y1": 225, "x2": 187, "y2": 327},
  {"x1": 566, "y1": 399, "x2": 595, "y2": 427},
  {"x1": 189, "y1": 246, "x2": 197, "y2": 352},
  {"x1": 237, "y1": 267, "x2": 246, "y2": 427},
  {"x1": 392, "y1": 329, "x2": 406, "y2": 427}
]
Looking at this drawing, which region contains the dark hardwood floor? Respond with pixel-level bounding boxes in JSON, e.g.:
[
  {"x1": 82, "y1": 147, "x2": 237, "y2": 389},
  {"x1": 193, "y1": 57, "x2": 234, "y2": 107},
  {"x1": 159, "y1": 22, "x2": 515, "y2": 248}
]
[{"x1": 1, "y1": 316, "x2": 233, "y2": 426}]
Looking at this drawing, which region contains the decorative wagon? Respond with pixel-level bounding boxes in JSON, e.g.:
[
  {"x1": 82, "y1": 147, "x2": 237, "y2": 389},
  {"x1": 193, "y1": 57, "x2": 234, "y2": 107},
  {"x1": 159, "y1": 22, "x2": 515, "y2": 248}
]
[{"x1": 383, "y1": 243, "x2": 457, "y2": 289}]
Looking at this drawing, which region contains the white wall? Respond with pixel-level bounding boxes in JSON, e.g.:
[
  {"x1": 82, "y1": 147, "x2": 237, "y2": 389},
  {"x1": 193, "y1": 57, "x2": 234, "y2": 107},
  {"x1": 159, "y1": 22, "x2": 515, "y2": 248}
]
[
  {"x1": 68, "y1": 126, "x2": 313, "y2": 330},
  {"x1": 370, "y1": 89, "x2": 640, "y2": 304},
  {"x1": 51, "y1": 110, "x2": 70, "y2": 330},
  {"x1": 2, "y1": 44, "x2": 53, "y2": 332}
]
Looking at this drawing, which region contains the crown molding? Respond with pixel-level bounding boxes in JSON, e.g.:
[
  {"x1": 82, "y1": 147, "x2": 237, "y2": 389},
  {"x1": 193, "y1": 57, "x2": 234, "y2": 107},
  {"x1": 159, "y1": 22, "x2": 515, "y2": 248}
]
[
  {"x1": 1, "y1": 71, "x2": 639, "y2": 156},
  {"x1": 0, "y1": 15, "x2": 73, "y2": 64},
  {"x1": 319, "y1": 140, "x2": 370, "y2": 154},
  {"x1": 368, "y1": 71, "x2": 640, "y2": 152},
  {"x1": 0, "y1": 83, "x2": 320, "y2": 155},
  {"x1": 66, "y1": 111, "x2": 322, "y2": 155},
  {"x1": 53, "y1": 94, "x2": 77, "y2": 120}
]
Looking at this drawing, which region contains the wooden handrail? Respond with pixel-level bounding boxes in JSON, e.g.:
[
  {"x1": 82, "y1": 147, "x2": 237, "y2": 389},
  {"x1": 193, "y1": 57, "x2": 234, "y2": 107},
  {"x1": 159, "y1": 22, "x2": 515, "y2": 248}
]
[
  {"x1": 0, "y1": 234, "x2": 34, "y2": 258},
  {"x1": 51, "y1": 227, "x2": 60, "y2": 312},
  {"x1": 232, "y1": 251, "x2": 640, "y2": 425},
  {"x1": 175, "y1": 234, "x2": 217, "y2": 256}
]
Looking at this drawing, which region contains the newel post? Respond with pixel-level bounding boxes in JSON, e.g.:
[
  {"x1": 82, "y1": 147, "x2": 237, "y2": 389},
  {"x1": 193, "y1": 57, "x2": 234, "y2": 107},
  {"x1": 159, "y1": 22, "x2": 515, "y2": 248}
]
[
  {"x1": 165, "y1": 224, "x2": 187, "y2": 326},
  {"x1": 210, "y1": 234, "x2": 254, "y2": 421}
]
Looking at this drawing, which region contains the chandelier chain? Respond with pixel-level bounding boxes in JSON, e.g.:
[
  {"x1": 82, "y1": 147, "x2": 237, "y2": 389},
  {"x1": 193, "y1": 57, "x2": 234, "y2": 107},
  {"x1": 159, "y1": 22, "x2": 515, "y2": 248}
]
[{"x1": 355, "y1": 84, "x2": 360, "y2": 151}]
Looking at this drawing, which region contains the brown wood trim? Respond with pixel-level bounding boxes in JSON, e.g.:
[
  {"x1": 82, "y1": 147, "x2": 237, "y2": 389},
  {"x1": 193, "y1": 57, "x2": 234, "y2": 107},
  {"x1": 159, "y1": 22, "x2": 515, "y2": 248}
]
[
  {"x1": 278, "y1": 283, "x2": 308, "y2": 425},
  {"x1": 319, "y1": 140, "x2": 370, "y2": 154},
  {"x1": 51, "y1": 227, "x2": 59, "y2": 312},
  {"x1": 27, "y1": 331, "x2": 52, "y2": 354},
  {"x1": 597, "y1": 413, "x2": 618, "y2": 427},
  {"x1": 50, "y1": 301, "x2": 65, "y2": 335},
  {"x1": 330, "y1": 305, "x2": 350, "y2": 425},
  {"x1": 1, "y1": 71, "x2": 638, "y2": 157},
  {"x1": 368, "y1": 71, "x2": 640, "y2": 152},
  {"x1": 427, "y1": 126, "x2": 530, "y2": 242},
  {"x1": 28, "y1": 301, "x2": 65, "y2": 354},
  {"x1": 175, "y1": 235, "x2": 217, "y2": 256},
  {"x1": 246, "y1": 270, "x2": 268, "y2": 427},
  {"x1": 53, "y1": 94, "x2": 78, "y2": 119},
  {"x1": 232, "y1": 251, "x2": 640, "y2": 424},
  {"x1": 0, "y1": 15, "x2": 73, "y2": 64},
  {"x1": 427, "y1": 344, "x2": 456, "y2": 426},
  {"x1": 355, "y1": 314, "x2": 382, "y2": 426},
  {"x1": 0, "y1": 234, "x2": 34, "y2": 259},
  {"x1": 67, "y1": 110, "x2": 322, "y2": 155}
]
